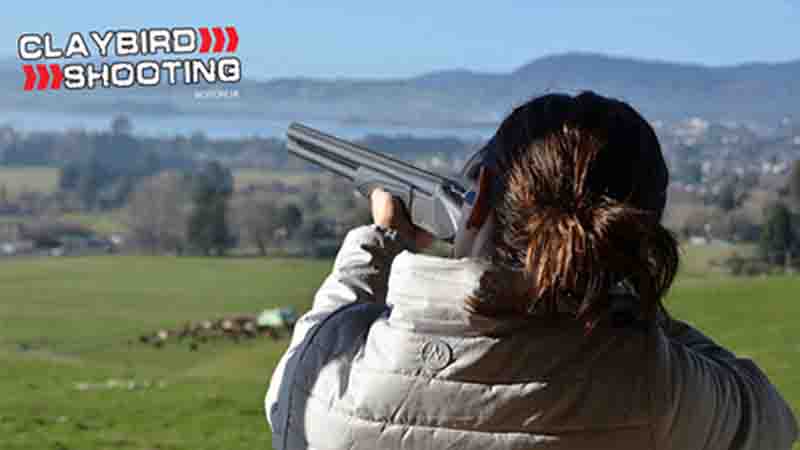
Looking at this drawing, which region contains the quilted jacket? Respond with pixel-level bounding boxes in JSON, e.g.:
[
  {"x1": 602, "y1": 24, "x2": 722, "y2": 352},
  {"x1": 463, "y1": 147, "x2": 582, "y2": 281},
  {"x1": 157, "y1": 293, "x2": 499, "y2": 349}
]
[{"x1": 266, "y1": 225, "x2": 798, "y2": 450}]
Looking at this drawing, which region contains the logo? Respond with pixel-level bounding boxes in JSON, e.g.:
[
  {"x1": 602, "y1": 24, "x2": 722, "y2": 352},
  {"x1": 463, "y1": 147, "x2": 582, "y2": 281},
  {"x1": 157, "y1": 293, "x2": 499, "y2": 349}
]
[
  {"x1": 17, "y1": 27, "x2": 242, "y2": 91},
  {"x1": 420, "y1": 339, "x2": 453, "y2": 372}
]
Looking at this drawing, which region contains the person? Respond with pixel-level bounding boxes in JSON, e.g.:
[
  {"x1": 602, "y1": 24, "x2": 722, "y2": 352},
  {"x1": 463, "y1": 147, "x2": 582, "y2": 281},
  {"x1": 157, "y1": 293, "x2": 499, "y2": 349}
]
[{"x1": 265, "y1": 92, "x2": 798, "y2": 450}]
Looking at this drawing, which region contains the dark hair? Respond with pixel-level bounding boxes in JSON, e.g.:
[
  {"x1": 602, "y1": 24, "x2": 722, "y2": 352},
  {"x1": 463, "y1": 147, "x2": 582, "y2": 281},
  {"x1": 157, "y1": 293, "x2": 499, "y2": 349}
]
[{"x1": 467, "y1": 92, "x2": 679, "y2": 331}]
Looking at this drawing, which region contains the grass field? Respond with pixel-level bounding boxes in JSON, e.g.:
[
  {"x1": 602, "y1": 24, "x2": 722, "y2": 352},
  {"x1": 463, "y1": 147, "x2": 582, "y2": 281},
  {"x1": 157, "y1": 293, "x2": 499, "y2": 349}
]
[
  {"x1": 233, "y1": 169, "x2": 324, "y2": 191},
  {"x1": 0, "y1": 246, "x2": 798, "y2": 449},
  {"x1": 0, "y1": 167, "x2": 320, "y2": 198},
  {"x1": 0, "y1": 166, "x2": 59, "y2": 197},
  {"x1": 60, "y1": 211, "x2": 130, "y2": 235},
  {"x1": 0, "y1": 257, "x2": 332, "y2": 450}
]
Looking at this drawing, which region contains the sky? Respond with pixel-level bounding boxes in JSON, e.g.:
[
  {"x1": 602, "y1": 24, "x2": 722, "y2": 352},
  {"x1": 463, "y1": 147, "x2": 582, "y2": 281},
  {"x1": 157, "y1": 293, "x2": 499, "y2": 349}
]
[{"x1": 2, "y1": 1, "x2": 799, "y2": 80}]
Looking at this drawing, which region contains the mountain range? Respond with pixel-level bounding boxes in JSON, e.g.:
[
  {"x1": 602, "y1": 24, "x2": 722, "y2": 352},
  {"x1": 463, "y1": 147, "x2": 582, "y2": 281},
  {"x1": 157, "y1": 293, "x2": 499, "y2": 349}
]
[{"x1": 1, "y1": 52, "x2": 799, "y2": 127}]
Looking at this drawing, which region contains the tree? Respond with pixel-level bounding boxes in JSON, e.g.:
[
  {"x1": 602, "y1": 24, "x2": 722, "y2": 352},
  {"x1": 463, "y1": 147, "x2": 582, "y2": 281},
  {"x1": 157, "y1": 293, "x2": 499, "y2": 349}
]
[
  {"x1": 127, "y1": 172, "x2": 191, "y2": 254},
  {"x1": 57, "y1": 127, "x2": 159, "y2": 211},
  {"x1": 58, "y1": 162, "x2": 82, "y2": 191},
  {"x1": 788, "y1": 159, "x2": 800, "y2": 207},
  {"x1": 338, "y1": 203, "x2": 372, "y2": 237},
  {"x1": 188, "y1": 198, "x2": 232, "y2": 255},
  {"x1": 275, "y1": 203, "x2": 303, "y2": 241},
  {"x1": 187, "y1": 161, "x2": 234, "y2": 256},
  {"x1": 663, "y1": 203, "x2": 720, "y2": 239},
  {"x1": 716, "y1": 181, "x2": 738, "y2": 212},
  {"x1": 76, "y1": 158, "x2": 104, "y2": 210},
  {"x1": 724, "y1": 210, "x2": 760, "y2": 242},
  {"x1": 302, "y1": 191, "x2": 322, "y2": 212},
  {"x1": 759, "y1": 202, "x2": 796, "y2": 267},
  {"x1": 111, "y1": 114, "x2": 133, "y2": 137},
  {"x1": 305, "y1": 218, "x2": 336, "y2": 240},
  {"x1": 234, "y1": 192, "x2": 279, "y2": 256},
  {"x1": 299, "y1": 216, "x2": 340, "y2": 257}
]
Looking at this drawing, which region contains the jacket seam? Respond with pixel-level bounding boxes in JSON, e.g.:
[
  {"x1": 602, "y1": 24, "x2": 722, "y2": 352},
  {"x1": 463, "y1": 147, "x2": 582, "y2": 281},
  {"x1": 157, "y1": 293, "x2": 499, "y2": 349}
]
[
  {"x1": 647, "y1": 330, "x2": 659, "y2": 450},
  {"x1": 392, "y1": 269, "x2": 477, "y2": 288},
  {"x1": 281, "y1": 302, "x2": 378, "y2": 450},
  {"x1": 347, "y1": 363, "x2": 588, "y2": 385},
  {"x1": 295, "y1": 386, "x2": 653, "y2": 436}
]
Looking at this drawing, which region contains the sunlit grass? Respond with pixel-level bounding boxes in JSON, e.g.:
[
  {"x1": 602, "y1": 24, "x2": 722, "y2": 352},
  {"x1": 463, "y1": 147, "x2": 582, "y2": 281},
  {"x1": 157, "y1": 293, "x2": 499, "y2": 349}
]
[
  {"x1": 0, "y1": 248, "x2": 797, "y2": 449},
  {"x1": 0, "y1": 166, "x2": 59, "y2": 197}
]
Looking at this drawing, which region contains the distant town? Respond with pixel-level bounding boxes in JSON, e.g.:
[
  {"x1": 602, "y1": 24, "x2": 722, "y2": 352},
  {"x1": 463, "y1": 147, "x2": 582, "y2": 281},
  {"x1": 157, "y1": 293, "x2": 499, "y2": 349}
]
[{"x1": 1, "y1": 111, "x2": 799, "y2": 274}]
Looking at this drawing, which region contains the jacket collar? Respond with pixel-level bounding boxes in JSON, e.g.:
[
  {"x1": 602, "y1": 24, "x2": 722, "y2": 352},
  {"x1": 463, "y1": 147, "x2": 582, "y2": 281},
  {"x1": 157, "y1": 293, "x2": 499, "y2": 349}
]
[
  {"x1": 385, "y1": 251, "x2": 642, "y2": 336},
  {"x1": 385, "y1": 251, "x2": 532, "y2": 336}
]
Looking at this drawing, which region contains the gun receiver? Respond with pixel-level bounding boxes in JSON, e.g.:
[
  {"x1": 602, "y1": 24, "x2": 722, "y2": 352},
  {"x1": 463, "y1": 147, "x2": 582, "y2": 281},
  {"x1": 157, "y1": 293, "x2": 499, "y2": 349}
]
[{"x1": 286, "y1": 123, "x2": 468, "y2": 242}]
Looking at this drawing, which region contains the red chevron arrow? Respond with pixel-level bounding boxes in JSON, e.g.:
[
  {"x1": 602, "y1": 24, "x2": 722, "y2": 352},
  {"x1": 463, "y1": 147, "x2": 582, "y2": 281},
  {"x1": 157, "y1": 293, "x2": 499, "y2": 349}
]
[
  {"x1": 50, "y1": 64, "x2": 63, "y2": 90},
  {"x1": 22, "y1": 64, "x2": 36, "y2": 91},
  {"x1": 225, "y1": 26, "x2": 238, "y2": 52},
  {"x1": 36, "y1": 64, "x2": 50, "y2": 91},
  {"x1": 212, "y1": 27, "x2": 225, "y2": 53},
  {"x1": 199, "y1": 27, "x2": 212, "y2": 53}
]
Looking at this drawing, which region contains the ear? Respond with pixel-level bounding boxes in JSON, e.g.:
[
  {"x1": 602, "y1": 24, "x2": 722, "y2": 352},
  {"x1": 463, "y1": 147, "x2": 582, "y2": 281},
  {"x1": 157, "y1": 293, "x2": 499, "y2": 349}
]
[{"x1": 466, "y1": 167, "x2": 495, "y2": 230}]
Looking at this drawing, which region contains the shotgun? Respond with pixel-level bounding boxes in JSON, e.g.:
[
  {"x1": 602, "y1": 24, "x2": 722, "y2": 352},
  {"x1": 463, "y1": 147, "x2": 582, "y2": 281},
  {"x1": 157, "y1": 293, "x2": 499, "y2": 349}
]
[{"x1": 286, "y1": 123, "x2": 469, "y2": 242}]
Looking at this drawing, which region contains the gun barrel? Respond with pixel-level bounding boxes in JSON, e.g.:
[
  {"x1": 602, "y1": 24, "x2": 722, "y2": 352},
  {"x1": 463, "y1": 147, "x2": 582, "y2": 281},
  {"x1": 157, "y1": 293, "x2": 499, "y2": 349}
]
[
  {"x1": 286, "y1": 122, "x2": 467, "y2": 241},
  {"x1": 285, "y1": 138, "x2": 357, "y2": 180},
  {"x1": 287, "y1": 123, "x2": 457, "y2": 193}
]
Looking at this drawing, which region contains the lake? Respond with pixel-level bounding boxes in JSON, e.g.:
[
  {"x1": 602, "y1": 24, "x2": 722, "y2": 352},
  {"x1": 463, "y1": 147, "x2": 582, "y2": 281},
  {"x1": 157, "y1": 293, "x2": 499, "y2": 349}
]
[{"x1": 0, "y1": 110, "x2": 497, "y2": 141}]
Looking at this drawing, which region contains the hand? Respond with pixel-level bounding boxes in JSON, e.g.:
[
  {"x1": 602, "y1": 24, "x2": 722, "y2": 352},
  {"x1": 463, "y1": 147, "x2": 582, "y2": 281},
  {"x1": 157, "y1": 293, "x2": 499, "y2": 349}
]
[{"x1": 370, "y1": 188, "x2": 434, "y2": 250}]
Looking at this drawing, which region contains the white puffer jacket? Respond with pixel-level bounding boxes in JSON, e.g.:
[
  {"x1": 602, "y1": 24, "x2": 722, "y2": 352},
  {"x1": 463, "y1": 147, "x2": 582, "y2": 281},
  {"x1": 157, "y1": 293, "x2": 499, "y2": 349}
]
[{"x1": 266, "y1": 225, "x2": 798, "y2": 450}]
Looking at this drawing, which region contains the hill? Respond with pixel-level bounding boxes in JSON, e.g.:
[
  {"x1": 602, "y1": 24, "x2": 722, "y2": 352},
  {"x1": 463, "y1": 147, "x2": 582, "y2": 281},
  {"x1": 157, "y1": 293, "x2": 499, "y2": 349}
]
[{"x1": 2, "y1": 52, "x2": 800, "y2": 127}]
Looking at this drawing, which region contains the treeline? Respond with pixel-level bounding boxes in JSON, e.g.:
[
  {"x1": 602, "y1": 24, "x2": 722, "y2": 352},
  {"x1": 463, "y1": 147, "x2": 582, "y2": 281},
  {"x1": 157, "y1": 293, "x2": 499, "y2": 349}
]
[
  {"x1": 0, "y1": 115, "x2": 477, "y2": 257},
  {"x1": 125, "y1": 162, "x2": 370, "y2": 257},
  {"x1": 663, "y1": 159, "x2": 800, "y2": 274},
  {"x1": 0, "y1": 117, "x2": 479, "y2": 172},
  {"x1": 0, "y1": 115, "x2": 289, "y2": 169},
  {"x1": 4, "y1": 114, "x2": 800, "y2": 271},
  {"x1": 757, "y1": 167, "x2": 800, "y2": 269}
]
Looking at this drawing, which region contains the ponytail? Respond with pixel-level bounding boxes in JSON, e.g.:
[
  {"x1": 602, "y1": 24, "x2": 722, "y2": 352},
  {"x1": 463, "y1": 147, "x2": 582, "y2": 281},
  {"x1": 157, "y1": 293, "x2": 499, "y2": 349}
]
[{"x1": 467, "y1": 95, "x2": 679, "y2": 331}]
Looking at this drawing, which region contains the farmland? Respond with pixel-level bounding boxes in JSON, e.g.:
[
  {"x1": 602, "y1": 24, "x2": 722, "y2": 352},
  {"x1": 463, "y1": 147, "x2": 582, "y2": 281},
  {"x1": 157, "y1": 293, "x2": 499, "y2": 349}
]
[{"x1": 0, "y1": 247, "x2": 797, "y2": 449}]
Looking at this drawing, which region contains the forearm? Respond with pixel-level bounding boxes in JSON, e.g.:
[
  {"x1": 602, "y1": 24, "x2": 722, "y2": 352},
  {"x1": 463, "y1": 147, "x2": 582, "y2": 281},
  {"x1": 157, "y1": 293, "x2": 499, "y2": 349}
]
[
  {"x1": 266, "y1": 224, "x2": 410, "y2": 436},
  {"x1": 311, "y1": 224, "x2": 411, "y2": 311},
  {"x1": 283, "y1": 224, "x2": 409, "y2": 353}
]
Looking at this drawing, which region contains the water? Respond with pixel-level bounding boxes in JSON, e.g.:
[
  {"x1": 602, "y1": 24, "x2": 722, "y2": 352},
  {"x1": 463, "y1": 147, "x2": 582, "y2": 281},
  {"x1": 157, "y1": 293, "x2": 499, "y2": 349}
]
[{"x1": 0, "y1": 110, "x2": 497, "y2": 141}]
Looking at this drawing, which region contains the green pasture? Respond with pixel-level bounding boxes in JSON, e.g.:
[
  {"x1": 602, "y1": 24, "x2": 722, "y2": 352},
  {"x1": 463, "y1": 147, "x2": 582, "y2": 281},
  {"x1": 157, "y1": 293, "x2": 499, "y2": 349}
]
[
  {"x1": 0, "y1": 257, "x2": 331, "y2": 450},
  {"x1": 232, "y1": 169, "x2": 324, "y2": 191},
  {"x1": 0, "y1": 167, "x2": 322, "y2": 198},
  {"x1": 0, "y1": 166, "x2": 59, "y2": 197},
  {"x1": 60, "y1": 211, "x2": 130, "y2": 235},
  {"x1": 0, "y1": 245, "x2": 797, "y2": 449}
]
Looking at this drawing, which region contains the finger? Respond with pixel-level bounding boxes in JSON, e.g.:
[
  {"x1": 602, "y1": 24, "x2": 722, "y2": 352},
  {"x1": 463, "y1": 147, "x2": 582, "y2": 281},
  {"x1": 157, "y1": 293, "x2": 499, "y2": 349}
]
[
  {"x1": 370, "y1": 188, "x2": 393, "y2": 226},
  {"x1": 370, "y1": 188, "x2": 391, "y2": 206}
]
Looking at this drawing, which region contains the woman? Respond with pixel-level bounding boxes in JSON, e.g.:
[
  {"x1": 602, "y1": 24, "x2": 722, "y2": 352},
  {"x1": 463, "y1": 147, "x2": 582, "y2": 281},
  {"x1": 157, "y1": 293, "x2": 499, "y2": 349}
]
[{"x1": 266, "y1": 92, "x2": 798, "y2": 449}]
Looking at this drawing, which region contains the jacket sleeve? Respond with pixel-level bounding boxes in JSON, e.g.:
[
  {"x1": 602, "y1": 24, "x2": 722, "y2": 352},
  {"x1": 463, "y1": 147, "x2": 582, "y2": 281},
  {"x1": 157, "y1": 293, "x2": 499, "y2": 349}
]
[
  {"x1": 302, "y1": 224, "x2": 411, "y2": 313},
  {"x1": 264, "y1": 225, "x2": 409, "y2": 442},
  {"x1": 652, "y1": 319, "x2": 798, "y2": 450}
]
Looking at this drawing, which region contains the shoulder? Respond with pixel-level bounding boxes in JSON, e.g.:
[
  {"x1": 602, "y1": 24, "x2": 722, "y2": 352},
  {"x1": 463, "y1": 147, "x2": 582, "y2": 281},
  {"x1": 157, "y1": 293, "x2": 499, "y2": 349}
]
[
  {"x1": 297, "y1": 302, "x2": 388, "y2": 373},
  {"x1": 646, "y1": 324, "x2": 798, "y2": 450}
]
